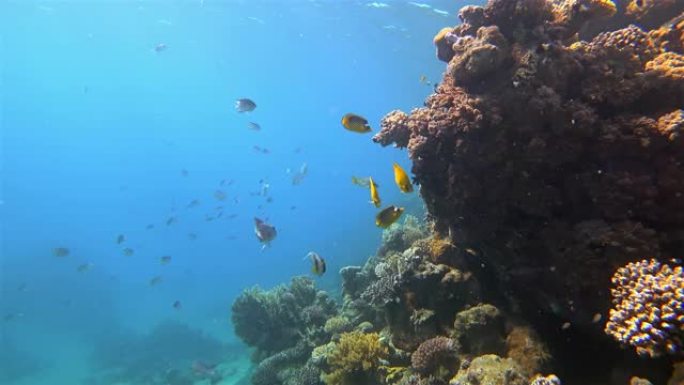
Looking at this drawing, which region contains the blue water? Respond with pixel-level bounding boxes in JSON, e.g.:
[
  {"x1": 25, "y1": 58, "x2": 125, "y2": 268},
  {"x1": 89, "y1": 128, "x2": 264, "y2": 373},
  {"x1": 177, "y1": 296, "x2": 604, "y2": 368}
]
[{"x1": 1, "y1": 1, "x2": 472, "y2": 383}]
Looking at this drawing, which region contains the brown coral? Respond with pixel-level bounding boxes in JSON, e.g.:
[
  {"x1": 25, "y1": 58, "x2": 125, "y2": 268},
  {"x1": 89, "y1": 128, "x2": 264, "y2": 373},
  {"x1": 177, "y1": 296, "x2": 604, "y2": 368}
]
[
  {"x1": 410, "y1": 336, "x2": 460, "y2": 374},
  {"x1": 605, "y1": 259, "x2": 684, "y2": 357},
  {"x1": 376, "y1": 0, "x2": 684, "y2": 379},
  {"x1": 605, "y1": 259, "x2": 684, "y2": 358}
]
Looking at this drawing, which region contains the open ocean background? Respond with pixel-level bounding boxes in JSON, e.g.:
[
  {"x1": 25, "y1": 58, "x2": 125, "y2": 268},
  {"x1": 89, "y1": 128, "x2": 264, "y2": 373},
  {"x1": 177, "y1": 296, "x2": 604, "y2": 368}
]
[{"x1": 1, "y1": 0, "x2": 476, "y2": 383}]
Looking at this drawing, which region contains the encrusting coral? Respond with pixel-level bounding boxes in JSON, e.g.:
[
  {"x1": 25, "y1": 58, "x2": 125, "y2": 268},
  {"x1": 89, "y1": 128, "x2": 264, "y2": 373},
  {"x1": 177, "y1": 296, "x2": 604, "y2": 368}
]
[
  {"x1": 322, "y1": 331, "x2": 389, "y2": 385},
  {"x1": 605, "y1": 259, "x2": 684, "y2": 358},
  {"x1": 449, "y1": 354, "x2": 528, "y2": 385}
]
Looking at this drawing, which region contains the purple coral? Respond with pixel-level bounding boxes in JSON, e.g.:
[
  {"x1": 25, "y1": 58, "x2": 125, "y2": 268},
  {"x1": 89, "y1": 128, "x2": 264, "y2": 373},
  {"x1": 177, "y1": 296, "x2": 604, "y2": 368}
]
[
  {"x1": 605, "y1": 258, "x2": 684, "y2": 358},
  {"x1": 410, "y1": 336, "x2": 459, "y2": 373}
]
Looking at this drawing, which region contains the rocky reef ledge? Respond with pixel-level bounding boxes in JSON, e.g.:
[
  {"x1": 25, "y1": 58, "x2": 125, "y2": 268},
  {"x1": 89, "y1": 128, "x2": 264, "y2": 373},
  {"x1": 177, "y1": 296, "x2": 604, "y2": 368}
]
[{"x1": 232, "y1": 1, "x2": 684, "y2": 385}]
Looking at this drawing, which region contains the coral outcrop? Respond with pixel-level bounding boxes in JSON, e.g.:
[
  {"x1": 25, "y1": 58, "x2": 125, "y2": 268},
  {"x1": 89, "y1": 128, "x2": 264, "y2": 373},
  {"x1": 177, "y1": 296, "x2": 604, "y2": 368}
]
[
  {"x1": 374, "y1": 0, "x2": 684, "y2": 378},
  {"x1": 411, "y1": 336, "x2": 460, "y2": 374},
  {"x1": 232, "y1": 277, "x2": 336, "y2": 385},
  {"x1": 449, "y1": 355, "x2": 528, "y2": 385},
  {"x1": 605, "y1": 259, "x2": 684, "y2": 358}
]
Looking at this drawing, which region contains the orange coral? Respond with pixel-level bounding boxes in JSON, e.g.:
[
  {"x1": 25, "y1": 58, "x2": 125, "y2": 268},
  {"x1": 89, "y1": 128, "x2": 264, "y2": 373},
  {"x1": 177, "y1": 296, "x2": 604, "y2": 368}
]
[
  {"x1": 646, "y1": 52, "x2": 684, "y2": 81},
  {"x1": 605, "y1": 259, "x2": 684, "y2": 358}
]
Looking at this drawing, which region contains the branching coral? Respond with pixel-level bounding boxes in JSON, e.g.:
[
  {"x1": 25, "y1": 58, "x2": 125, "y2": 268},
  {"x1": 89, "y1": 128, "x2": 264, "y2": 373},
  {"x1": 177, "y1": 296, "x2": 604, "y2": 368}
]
[
  {"x1": 605, "y1": 258, "x2": 684, "y2": 358},
  {"x1": 322, "y1": 331, "x2": 388, "y2": 385},
  {"x1": 231, "y1": 276, "x2": 336, "y2": 357}
]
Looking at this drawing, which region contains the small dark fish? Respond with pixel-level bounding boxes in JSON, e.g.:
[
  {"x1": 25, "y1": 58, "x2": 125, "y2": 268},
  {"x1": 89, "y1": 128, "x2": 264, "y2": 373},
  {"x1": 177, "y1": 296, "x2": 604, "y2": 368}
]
[
  {"x1": 173, "y1": 300, "x2": 182, "y2": 310},
  {"x1": 154, "y1": 43, "x2": 167, "y2": 52},
  {"x1": 290, "y1": 205, "x2": 297, "y2": 210},
  {"x1": 307, "y1": 251, "x2": 326, "y2": 276},
  {"x1": 146, "y1": 224, "x2": 155, "y2": 230},
  {"x1": 235, "y1": 98, "x2": 256, "y2": 113},
  {"x1": 214, "y1": 190, "x2": 226, "y2": 201},
  {"x1": 122, "y1": 248, "x2": 134, "y2": 256},
  {"x1": 227, "y1": 213, "x2": 238, "y2": 219},
  {"x1": 53, "y1": 247, "x2": 70, "y2": 257},
  {"x1": 149, "y1": 276, "x2": 162, "y2": 286},
  {"x1": 205, "y1": 215, "x2": 215, "y2": 222},
  {"x1": 3, "y1": 313, "x2": 23, "y2": 322},
  {"x1": 254, "y1": 217, "x2": 277, "y2": 247},
  {"x1": 17, "y1": 283, "x2": 27, "y2": 292},
  {"x1": 187, "y1": 233, "x2": 198, "y2": 240},
  {"x1": 166, "y1": 217, "x2": 176, "y2": 226},
  {"x1": 116, "y1": 234, "x2": 125, "y2": 244},
  {"x1": 266, "y1": 197, "x2": 273, "y2": 203},
  {"x1": 187, "y1": 199, "x2": 200, "y2": 208},
  {"x1": 77, "y1": 263, "x2": 94, "y2": 272},
  {"x1": 248, "y1": 122, "x2": 261, "y2": 131},
  {"x1": 216, "y1": 211, "x2": 224, "y2": 218},
  {"x1": 160, "y1": 255, "x2": 172, "y2": 264},
  {"x1": 181, "y1": 169, "x2": 189, "y2": 177},
  {"x1": 375, "y1": 206, "x2": 405, "y2": 228}
]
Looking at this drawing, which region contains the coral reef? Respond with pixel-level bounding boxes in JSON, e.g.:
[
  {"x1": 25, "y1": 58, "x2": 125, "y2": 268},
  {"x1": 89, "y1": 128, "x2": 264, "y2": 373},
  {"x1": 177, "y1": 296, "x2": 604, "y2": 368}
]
[
  {"x1": 373, "y1": 0, "x2": 684, "y2": 378},
  {"x1": 505, "y1": 325, "x2": 550, "y2": 376},
  {"x1": 232, "y1": 277, "x2": 336, "y2": 385},
  {"x1": 449, "y1": 355, "x2": 528, "y2": 385},
  {"x1": 232, "y1": 1, "x2": 684, "y2": 384},
  {"x1": 411, "y1": 336, "x2": 460, "y2": 375},
  {"x1": 232, "y1": 276, "x2": 336, "y2": 358},
  {"x1": 605, "y1": 259, "x2": 684, "y2": 358},
  {"x1": 452, "y1": 304, "x2": 506, "y2": 357},
  {"x1": 322, "y1": 331, "x2": 388, "y2": 385}
]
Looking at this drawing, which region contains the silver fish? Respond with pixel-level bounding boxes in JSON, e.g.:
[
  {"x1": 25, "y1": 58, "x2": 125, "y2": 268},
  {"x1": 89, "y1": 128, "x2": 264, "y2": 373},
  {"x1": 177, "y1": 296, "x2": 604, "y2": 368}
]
[{"x1": 235, "y1": 98, "x2": 256, "y2": 113}]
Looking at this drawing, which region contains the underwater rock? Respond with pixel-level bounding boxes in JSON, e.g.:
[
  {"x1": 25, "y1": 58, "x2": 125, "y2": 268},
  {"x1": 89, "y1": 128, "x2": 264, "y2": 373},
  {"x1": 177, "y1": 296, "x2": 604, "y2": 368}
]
[
  {"x1": 605, "y1": 259, "x2": 684, "y2": 358},
  {"x1": 375, "y1": 0, "x2": 684, "y2": 376},
  {"x1": 451, "y1": 304, "x2": 506, "y2": 357},
  {"x1": 449, "y1": 354, "x2": 528, "y2": 385}
]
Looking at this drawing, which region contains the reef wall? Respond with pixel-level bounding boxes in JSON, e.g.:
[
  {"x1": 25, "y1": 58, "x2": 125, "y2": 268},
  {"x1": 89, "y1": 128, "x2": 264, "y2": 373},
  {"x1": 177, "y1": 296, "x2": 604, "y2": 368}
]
[{"x1": 375, "y1": 0, "x2": 684, "y2": 380}]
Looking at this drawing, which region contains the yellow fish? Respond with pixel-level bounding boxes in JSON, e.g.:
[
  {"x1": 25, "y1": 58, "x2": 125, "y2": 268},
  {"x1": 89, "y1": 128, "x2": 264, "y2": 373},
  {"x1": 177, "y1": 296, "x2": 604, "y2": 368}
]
[
  {"x1": 376, "y1": 206, "x2": 404, "y2": 228},
  {"x1": 307, "y1": 252, "x2": 326, "y2": 276},
  {"x1": 341, "y1": 113, "x2": 371, "y2": 133},
  {"x1": 369, "y1": 177, "x2": 381, "y2": 208},
  {"x1": 393, "y1": 163, "x2": 413, "y2": 193}
]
